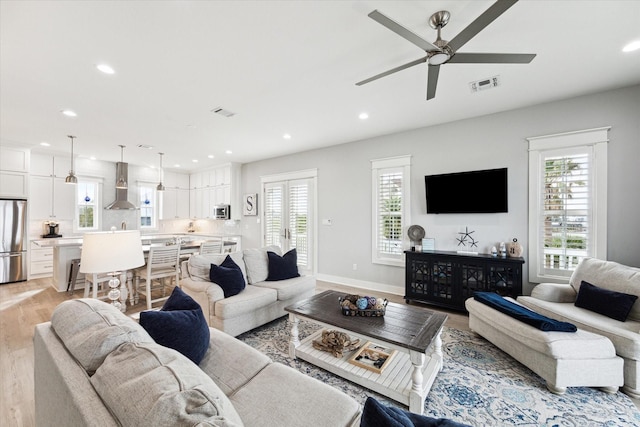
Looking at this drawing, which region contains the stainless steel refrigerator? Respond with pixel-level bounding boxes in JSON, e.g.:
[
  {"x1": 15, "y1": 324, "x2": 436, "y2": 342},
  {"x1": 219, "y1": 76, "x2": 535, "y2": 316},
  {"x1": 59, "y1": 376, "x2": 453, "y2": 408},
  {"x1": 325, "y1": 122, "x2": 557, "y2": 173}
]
[{"x1": 1, "y1": 198, "x2": 27, "y2": 284}]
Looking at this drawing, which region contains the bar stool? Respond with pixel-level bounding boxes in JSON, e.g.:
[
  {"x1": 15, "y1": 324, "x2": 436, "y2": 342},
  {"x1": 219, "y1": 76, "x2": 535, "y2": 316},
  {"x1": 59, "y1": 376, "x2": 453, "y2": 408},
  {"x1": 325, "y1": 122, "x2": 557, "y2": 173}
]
[
  {"x1": 67, "y1": 258, "x2": 81, "y2": 294},
  {"x1": 200, "y1": 239, "x2": 223, "y2": 255},
  {"x1": 136, "y1": 244, "x2": 181, "y2": 310},
  {"x1": 84, "y1": 273, "x2": 112, "y2": 300}
]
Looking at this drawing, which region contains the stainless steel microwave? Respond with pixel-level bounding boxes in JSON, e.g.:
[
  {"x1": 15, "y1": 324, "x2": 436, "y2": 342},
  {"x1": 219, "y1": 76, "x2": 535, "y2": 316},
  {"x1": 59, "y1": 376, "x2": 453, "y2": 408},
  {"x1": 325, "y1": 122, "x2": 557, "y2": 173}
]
[{"x1": 214, "y1": 204, "x2": 231, "y2": 220}]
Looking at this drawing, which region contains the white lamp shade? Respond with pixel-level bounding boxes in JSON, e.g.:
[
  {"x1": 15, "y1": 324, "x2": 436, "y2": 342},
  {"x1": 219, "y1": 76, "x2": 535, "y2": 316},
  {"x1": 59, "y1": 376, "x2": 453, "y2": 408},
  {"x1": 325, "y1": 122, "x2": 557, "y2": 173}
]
[{"x1": 79, "y1": 230, "x2": 145, "y2": 273}]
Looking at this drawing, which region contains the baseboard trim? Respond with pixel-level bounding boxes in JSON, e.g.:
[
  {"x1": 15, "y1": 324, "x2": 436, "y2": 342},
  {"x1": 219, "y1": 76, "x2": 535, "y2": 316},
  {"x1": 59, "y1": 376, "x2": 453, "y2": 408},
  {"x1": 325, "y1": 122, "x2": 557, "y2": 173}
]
[{"x1": 315, "y1": 274, "x2": 404, "y2": 297}]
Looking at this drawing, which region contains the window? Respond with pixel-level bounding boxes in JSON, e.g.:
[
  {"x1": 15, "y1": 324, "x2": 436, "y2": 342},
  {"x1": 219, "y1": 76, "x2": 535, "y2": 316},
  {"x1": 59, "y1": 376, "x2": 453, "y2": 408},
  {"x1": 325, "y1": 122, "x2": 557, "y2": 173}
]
[
  {"x1": 76, "y1": 179, "x2": 100, "y2": 231},
  {"x1": 371, "y1": 155, "x2": 411, "y2": 266},
  {"x1": 139, "y1": 184, "x2": 157, "y2": 229},
  {"x1": 527, "y1": 127, "x2": 609, "y2": 283}
]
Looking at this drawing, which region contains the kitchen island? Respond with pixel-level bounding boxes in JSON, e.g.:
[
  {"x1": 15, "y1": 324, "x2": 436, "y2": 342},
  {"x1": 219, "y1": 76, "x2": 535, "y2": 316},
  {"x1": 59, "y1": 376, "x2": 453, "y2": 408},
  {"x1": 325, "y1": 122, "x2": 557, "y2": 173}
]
[{"x1": 32, "y1": 233, "x2": 241, "y2": 293}]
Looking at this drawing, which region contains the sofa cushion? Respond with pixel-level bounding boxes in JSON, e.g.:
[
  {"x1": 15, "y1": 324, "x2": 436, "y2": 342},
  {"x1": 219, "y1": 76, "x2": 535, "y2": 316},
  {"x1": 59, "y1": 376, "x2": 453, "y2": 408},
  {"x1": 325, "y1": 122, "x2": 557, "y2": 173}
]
[
  {"x1": 90, "y1": 341, "x2": 243, "y2": 427},
  {"x1": 569, "y1": 258, "x2": 640, "y2": 320},
  {"x1": 214, "y1": 285, "x2": 277, "y2": 320},
  {"x1": 210, "y1": 255, "x2": 246, "y2": 298},
  {"x1": 266, "y1": 249, "x2": 300, "y2": 281},
  {"x1": 518, "y1": 296, "x2": 640, "y2": 360},
  {"x1": 470, "y1": 297, "x2": 616, "y2": 359},
  {"x1": 575, "y1": 280, "x2": 638, "y2": 322},
  {"x1": 50, "y1": 298, "x2": 153, "y2": 374},
  {"x1": 229, "y1": 362, "x2": 360, "y2": 427},
  {"x1": 139, "y1": 287, "x2": 210, "y2": 364},
  {"x1": 188, "y1": 252, "x2": 247, "y2": 284},
  {"x1": 243, "y1": 245, "x2": 281, "y2": 284},
  {"x1": 253, "y1": 275, "x2": 316, "y2": 301},
  {"x1": 199, "y1": 327, "x2": 272, "y2": 396}
]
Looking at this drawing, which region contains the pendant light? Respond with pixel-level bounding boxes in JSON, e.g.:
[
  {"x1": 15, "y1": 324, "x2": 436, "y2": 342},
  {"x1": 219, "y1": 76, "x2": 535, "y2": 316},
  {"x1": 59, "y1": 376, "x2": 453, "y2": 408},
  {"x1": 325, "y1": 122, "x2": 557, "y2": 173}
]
[
  {"x1": 156, "y1": 152, "x2": 165, "y2": 191},
  {"x1": 115, "y1": 145, "x2": 128, "y2": 189},
  {"x1": 65, "y1": 135, "x2": 78, "y2": 184}
]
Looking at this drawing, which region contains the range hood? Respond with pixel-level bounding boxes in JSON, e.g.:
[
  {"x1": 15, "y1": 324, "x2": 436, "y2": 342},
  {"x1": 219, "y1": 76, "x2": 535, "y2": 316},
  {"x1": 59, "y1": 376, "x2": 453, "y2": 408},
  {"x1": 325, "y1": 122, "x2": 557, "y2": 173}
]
[{"x1": 105, "y1": 162, "x2": 137, "y2": 210}]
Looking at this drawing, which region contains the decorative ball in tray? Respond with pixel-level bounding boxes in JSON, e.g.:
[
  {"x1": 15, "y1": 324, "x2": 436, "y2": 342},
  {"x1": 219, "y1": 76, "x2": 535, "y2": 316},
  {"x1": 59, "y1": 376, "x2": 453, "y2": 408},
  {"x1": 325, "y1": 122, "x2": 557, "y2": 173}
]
[{"x1": 339, "y1": 294, "x2": 388, "y2": 317}]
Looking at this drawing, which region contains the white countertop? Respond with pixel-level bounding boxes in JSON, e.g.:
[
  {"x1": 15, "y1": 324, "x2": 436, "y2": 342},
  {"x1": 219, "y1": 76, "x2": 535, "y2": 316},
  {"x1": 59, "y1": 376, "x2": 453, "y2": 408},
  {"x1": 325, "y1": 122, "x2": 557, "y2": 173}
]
[{"x1": 32, "y1": 233, "x2": 241, "y2": 247}]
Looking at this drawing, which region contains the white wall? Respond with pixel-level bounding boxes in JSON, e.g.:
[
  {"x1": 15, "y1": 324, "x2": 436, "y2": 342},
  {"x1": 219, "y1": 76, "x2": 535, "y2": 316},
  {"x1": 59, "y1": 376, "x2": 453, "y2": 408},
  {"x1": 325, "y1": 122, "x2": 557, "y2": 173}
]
[{"x1": 242, "y1": 85, "x2": 640, "y2": 295}]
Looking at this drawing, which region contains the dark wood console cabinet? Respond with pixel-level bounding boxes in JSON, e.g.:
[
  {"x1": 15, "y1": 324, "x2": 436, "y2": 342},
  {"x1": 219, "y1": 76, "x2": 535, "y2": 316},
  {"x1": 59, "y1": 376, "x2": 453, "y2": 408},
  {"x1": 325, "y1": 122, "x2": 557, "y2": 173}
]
[{"x1": 405, "y1": 250, "x2": 524, "y2": 312}]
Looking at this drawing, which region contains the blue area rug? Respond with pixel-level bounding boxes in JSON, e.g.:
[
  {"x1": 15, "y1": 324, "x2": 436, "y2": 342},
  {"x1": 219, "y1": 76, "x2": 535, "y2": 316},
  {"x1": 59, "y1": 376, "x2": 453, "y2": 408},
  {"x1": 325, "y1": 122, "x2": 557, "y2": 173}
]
[{"x1": 237, "y1": 316, "x2": 640, "y2": 427}]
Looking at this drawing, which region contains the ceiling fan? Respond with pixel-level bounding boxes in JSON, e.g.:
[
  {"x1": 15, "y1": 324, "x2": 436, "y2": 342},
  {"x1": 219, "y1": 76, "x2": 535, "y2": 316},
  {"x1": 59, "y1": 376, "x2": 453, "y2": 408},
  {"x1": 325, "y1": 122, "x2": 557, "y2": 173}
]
[{"x1": 356, "y1": 0, "x2": 536, "y2": 100}]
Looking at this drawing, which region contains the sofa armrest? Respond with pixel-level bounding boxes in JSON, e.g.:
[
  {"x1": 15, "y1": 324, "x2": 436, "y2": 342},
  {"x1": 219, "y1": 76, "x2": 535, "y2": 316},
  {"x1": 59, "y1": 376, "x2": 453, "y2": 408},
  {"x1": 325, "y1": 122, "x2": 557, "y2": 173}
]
[
  {"x1": 530, "y1": 282, "x2": 577, "y2": 303},
  {"x1": 180, "y1": 277, "x2": 225, "y2": 321}
]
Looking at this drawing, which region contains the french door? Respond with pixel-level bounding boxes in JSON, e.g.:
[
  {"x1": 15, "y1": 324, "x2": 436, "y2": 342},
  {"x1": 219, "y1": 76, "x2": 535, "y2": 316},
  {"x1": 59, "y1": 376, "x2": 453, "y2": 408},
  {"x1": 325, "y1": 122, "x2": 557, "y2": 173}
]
[{"x1": 262, "y1": 172, "x2": 315, "y2": 276}]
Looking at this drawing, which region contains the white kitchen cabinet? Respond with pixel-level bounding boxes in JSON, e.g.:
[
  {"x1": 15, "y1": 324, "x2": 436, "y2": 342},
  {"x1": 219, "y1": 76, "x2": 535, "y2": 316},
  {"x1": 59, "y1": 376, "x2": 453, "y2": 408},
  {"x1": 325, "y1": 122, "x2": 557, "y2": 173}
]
[
  {"x1": 189, "y1": 163, "x2": 240, "y2": 219},
  {"x1": 0, "y1": 145, "x2": 30, "y2": 172},
  {"x1": 0, "y1": 146, "x2": 29, "y2": 197},
  {"x1": 0, "y1": 171, "x2": 28, "y2": 198},
  {"x1": 29, "y1": 242, "x2": 54, "y2": 279},
  {"x1": 161, "y1": 172, "x2": 191, "y2": 219},
  {"x1": 29, "y1": 163, "x2": 76, "y2": 220}
]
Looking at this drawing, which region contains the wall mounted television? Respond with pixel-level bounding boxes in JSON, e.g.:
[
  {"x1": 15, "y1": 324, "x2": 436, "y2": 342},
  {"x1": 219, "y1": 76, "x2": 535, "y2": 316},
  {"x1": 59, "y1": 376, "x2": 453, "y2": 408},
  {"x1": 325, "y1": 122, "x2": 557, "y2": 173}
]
[{"x1": 425, "y1": 168, "x2": 508, "y2": 214}]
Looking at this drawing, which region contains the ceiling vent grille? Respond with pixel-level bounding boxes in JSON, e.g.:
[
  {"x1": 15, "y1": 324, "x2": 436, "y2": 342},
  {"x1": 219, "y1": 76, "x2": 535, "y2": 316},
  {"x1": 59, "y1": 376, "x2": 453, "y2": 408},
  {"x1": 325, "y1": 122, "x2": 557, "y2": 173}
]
[
  {"x1": 469, "y1": 75, "x2": 500, "y2": 93},
  {"x1": 211, "y1": 107, "x2": 236, "y2": 118}
]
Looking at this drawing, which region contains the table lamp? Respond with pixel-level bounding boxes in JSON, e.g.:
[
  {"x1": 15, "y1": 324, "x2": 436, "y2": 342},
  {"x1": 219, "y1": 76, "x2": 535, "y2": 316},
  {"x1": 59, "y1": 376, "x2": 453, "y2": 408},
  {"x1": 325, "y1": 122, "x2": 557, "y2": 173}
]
[{"x1": 80, "y1": 230, "x2": 145, "y2": 311}]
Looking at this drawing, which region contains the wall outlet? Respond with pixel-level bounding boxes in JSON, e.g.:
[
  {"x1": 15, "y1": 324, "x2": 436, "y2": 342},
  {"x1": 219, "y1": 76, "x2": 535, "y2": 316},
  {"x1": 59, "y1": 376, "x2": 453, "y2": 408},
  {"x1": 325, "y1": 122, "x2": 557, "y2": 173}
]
[{"x1": 352, "y1": 263, "x2": 357, "y2": 270}]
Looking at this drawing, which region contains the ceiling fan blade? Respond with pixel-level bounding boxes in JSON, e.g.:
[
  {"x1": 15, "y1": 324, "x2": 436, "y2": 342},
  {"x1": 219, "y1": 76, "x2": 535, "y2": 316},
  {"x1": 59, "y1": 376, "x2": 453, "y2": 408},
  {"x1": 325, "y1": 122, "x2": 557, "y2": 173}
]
[
  {"x1": 448, "y1": 52, "x2": 536, "y2": 63},
  {"x1": 356, "y1": 57, "x2": 427, "y2": 86},
  {"x1": 448, "y1": 0, "x2": 519, "y2": 53},
  {"x1": 426, "y1": 65, "x2": 440, "y2": 100},
  {"x1": 368, "y1": 10, "x2": 441, "y2": 52}
]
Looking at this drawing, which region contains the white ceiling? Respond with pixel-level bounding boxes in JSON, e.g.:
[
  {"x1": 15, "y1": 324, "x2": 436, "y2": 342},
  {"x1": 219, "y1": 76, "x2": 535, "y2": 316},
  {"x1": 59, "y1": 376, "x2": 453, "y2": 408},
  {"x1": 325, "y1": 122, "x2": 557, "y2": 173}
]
[{"x1": 1, "y1": 1, "x2": 639, "y2": 172}]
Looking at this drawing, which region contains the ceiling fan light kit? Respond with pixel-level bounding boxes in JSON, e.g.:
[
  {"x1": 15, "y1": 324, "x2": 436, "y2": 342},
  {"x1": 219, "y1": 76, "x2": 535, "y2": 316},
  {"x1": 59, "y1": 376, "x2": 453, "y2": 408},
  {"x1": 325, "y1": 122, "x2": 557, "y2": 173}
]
[{"x1": 357, "y1": 0, "x2": 536, "y2": 100}]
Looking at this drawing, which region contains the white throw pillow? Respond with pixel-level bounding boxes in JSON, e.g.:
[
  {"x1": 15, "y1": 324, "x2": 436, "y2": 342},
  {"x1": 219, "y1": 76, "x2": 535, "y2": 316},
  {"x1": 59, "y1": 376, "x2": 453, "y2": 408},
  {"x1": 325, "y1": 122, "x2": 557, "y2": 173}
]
[
  {"x1": 91, "y1": 341, "x2": 243, "y2": 427},
  {"x1": 50, "y1": 299, "x2": 153, "y2": 374},
  {"x1": 242, "y1": 246, "x2": 282, "y2": 284}
]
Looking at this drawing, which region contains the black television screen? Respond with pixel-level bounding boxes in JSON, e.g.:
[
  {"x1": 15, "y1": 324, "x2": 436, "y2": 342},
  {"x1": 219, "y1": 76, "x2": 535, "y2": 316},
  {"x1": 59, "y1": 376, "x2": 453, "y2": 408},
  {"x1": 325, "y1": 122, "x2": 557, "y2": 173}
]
[{"x1": 425, "y1": 168, "x2": 508, "y2": 213}]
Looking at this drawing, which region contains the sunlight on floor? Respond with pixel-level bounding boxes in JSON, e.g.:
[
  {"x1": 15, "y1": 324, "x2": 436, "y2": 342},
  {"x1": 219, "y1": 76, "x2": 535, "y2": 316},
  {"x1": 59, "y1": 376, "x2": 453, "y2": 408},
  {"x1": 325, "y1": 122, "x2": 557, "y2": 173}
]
[{"x1": 0, "y1": 288, "x2": 46, "y2": 311}]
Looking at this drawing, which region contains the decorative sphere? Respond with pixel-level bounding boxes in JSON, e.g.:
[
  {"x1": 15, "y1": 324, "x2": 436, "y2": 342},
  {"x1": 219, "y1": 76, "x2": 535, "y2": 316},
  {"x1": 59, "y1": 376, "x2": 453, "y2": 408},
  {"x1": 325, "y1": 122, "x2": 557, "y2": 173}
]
[
  {"x1": 367, "y1": 296, "x2": 377, "y2": 308},
  {"x1": 376, "y1": 298, "x2": 385, "y2": 307},
  {"x1": 356, "y1": 298, "x2": 369, "y2": 310}
]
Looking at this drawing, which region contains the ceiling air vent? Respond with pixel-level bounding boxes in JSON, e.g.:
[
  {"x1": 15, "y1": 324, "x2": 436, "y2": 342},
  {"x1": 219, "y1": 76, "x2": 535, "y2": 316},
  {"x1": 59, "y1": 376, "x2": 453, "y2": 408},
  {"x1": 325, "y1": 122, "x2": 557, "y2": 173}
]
[
  {"x1": 211, "y1": 107, "x2": 236, "y2": 118},
  {"x1": 469, "y1": 75, "x2": 500, "y2": 93}
]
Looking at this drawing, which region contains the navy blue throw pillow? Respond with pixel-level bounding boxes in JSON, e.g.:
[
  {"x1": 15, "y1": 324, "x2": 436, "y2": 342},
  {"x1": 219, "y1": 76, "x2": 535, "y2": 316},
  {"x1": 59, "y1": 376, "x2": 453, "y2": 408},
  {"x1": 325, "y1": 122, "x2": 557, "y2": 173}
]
[
  {"x1": 139, "y1": 287, "x2": 210, "y2": 365},
  {"x1": 266, "y1": 248, "x2": 300, "y2": 281},
  {"x1": 575, "y1": 280, "x2": 638, "y2": 322},
  {"x1": 360, "y1": 397, "x2": 470, "y2": 427},
  {"x1": 209, "y1": 255, "x2": 245, "y2": 298}
]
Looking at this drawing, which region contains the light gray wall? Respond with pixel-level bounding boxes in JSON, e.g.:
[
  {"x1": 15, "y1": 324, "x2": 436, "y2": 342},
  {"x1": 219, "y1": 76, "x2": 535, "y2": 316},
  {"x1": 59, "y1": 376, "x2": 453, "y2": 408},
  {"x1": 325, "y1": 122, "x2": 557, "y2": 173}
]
[{"x1": 240, "y1": 84, "x2": 640, "y2": 295}]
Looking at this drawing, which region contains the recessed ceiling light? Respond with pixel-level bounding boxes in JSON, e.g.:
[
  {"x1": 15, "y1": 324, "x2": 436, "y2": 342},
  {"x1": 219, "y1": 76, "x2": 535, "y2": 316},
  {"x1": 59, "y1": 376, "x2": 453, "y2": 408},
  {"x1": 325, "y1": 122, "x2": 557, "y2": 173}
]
[
  {"x1": 137, "y1": 144, "x2": 154, "y2": 149},
  {"x1": 192, "y1": 159, "x2": 198, "y2": 163},
  {"x1": 225, "y1": 150, "x2": 232, "y2": 155},
  {"x1": 40, "y1": 142, "x2": 50, "y2": 147},
  {"x1": 61, "y1": 109, "x2": 77, "y2": 117},
  {"x1": 174, "y1": 164, "x2": 181, "y2": 168},
  {"x1": 96, "y1": 63, "x2": 115, "y2": 74},
  {"x1": 207, "y1": 154, "x2": 214, "y2": 159},
  {"x1": 283, "y1": 133, "x2": 292, "y2": 140},
  {"x1": 89, "y1": 156, "x2": 96, "y2": 160},
  {"x1": 359, "y1": 112, "x2": 369, "y2": 120},
  {"x1": 623, "y1": 40, "x2": 640, "y2": 52}
]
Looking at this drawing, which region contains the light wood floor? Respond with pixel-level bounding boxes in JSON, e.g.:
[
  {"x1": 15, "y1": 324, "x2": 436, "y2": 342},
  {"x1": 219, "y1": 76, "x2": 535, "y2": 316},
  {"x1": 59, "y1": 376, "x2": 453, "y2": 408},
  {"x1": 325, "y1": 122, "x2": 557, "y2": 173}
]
[{"x1": 0, "y1": 277, "x2": 469, "y2": 427}]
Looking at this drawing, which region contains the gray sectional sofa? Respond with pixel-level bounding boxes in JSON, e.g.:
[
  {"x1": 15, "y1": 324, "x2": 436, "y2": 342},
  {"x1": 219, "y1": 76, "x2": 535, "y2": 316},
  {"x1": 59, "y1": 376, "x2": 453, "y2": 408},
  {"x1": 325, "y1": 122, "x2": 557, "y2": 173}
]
[
  {"x1": 180, "y1": 246, "x2": 316, "y2": 337},
  {"x1": 33, "y1": 298, "x2": 362, "y2": 427}
]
